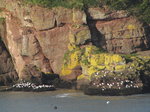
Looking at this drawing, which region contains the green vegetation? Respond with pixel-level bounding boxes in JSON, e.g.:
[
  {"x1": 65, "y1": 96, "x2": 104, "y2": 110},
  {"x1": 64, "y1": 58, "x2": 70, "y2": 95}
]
[
  {"x1": 0, "y1": 18, "x2": 5, "y2": 22},
  {"x1": 99, "y1": 0, "x2": 150, "y2": 23},
  {"x1": 23, "y1": 0, "x2": 150, "y2": 23},
  {"x1": 121, "y1": 53, "x2": 138, "y2": 63},
  {"x1": 24, "y1": 0, "x2": 99, "y2": 9},
  {"x1": 81, "y1": 58, "x2": 89, "y2": 65},
  {"x1": 91, "y1": 47, "x2": 106, "y2": 54}
]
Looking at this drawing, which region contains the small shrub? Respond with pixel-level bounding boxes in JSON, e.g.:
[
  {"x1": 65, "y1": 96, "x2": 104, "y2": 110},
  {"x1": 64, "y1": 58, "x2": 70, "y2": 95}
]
[
  {"x1": 0, "y1": 18, "x2": 5, "y2": 23},
  {"x1": 92, "y1": 48, "x2": 106, "y2": 54},
  {"x1": 121, "y1": 53, "x2": 138, "y2": 63}
]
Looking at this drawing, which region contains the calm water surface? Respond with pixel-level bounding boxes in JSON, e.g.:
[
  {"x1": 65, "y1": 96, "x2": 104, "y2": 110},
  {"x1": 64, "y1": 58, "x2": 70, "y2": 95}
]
[{"x1": 0, "y1": 90, "x2": 150, "y2": 112}]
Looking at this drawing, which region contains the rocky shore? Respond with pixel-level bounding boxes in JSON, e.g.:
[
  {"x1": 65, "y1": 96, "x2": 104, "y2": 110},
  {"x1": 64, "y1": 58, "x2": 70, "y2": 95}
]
[
  {"x1": 0, "y1": 76, "x2": 149, "y2": 96},
  {"x1": 84, "y1": 88, "x2": 143, "y2": 96}
]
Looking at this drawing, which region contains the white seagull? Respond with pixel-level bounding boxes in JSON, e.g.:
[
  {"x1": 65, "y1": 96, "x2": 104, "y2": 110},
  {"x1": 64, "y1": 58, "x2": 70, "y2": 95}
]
[{"x1": 106, "y1": 101, "x2": 110, "y2": 104}]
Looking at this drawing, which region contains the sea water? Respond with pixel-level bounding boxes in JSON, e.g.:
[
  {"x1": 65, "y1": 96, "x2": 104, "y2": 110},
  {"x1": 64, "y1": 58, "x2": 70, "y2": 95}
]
[{"x1": 0, "y1": 90, "x2": 150, "y2": 112}]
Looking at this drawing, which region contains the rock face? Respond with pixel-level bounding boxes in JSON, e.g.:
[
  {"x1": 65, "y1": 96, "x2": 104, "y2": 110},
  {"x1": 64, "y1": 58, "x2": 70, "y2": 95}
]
[
  {"x1": 0, "y1": 0, "x2": 150, "y2": 94},
  {"x1": 95, "y1": 17, "x2": 148, "y2": 54},
  {"x1": 0, "y1": 19, "x2": 18, "y2": 85},
  {"x1": 0, "y1": 0, "x2": 89, "y2": 82},
  {"x1": 87, "y1": 8, "x2": 150, "y2": 54}
]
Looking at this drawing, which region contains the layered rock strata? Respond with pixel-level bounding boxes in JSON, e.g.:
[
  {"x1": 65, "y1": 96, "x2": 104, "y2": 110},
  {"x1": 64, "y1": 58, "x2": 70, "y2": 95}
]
[{"x1": 87, "y1": 8, "x2": 150, "y2": 54}]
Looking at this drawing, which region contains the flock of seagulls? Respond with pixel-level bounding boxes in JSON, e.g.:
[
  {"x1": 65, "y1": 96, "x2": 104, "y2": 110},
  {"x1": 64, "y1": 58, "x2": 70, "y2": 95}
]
[
  {"x1": 92, "y1": 74, "x2": 140, "y2": 90},
  {"x1": 12, "y1": 81, "x2": 54, "y2": 90}
]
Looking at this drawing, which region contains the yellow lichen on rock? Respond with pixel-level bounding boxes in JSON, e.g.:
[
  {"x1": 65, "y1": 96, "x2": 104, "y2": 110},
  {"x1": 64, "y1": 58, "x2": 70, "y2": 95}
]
[
  {"x1": 68, "y1": 44, "x2": 76, "y2": 51},
  {"x1": 84, "y1": 45, "x2": 97, "y2": 56},
  {"x1": 115, "y1": 64, "x2": 126, "y2": 71},
  {"x1": 105, "y1": 65, "x2": 114, "y2": 71},
  {"x1": 89, "y1": 53, "x2": 125, "y2": 69},
  {"x1": 61, "y1": 48, "x2": 81, "y2": 76},
  {"x1": 104, "y1": 54, "x2": 111, "y2": 65},
  {"x1": 70, "y1": 50, "x2": 81, "y2": 67},
  {"x1": 127, "y1": 24, "x2": 136, "y2": 30},
  {"x1": 97, "y1": 65, "x2": 106, "y2": 70},
  {"x1": 90, "y1": 54, "x2": 105, "y2": 66},
  {"x1": 77, "y1": 74, "x2": 90, "y2": 80},
  {"x1": 69, "y1": 32, "x2": 75, "y2": 44},
  {"x1": 61, "y1": 66, "x2": 72, "y2": 76},
  {"x1": 61, "y1": 45, "x2": 126, "y2": 79},
  {"x1": 78, "y1": 46, "x2": 126, "y2": 79},
  {"x1": 87, "y1": 66, "x2": 98, "y2": 76},
  {"x1": 112, "y1": 54, "x2": 125, "y2": 63},
  {"x1": 75, "y1": 29, "x2": 91, "y2": 44}
]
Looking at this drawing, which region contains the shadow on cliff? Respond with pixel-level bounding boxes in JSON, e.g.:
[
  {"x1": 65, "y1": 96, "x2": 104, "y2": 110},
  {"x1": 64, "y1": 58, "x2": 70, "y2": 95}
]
[
  {"x1": 144, "y1": 23, "x2": 150, "y2": 49},
  {"x1": 0, "y1": 37, "x2": 18, "y2": 86},
  {"x1": 84, "y1": 9, "x2": 107, "y2": 49}
]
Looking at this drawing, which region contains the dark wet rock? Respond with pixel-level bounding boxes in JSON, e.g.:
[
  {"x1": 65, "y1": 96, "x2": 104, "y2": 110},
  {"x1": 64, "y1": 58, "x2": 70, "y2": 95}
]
[
  {"x1": 139, "y1": 60, "x2": 150, "y2": 93},
  {"x1": 0, "y1": 71, "x2": 18, "y2": 86},
  {"x1": 41, "y1": 73, "x2": 59, "y2": 85},
  {"x1": 53, "y1": 78, "x2": 75, "y2": 89},
  {"x1": 84, "y1": 87, "x2": 143, "y2": 96},
  {"x1": 82, "y1": 77, "x2": 144, "y2": 96}
]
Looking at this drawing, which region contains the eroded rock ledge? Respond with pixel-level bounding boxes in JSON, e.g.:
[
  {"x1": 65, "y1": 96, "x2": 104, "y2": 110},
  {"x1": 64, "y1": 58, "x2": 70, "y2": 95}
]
[{"x1": 0, "y1": 0, "x2": 150, "y2": 95}]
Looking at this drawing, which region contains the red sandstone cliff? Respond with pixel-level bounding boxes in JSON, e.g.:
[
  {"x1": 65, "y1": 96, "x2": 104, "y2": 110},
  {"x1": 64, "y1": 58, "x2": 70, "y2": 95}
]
[{"x1": 0, "y1": 0, "x2": 150, "y2": 85}]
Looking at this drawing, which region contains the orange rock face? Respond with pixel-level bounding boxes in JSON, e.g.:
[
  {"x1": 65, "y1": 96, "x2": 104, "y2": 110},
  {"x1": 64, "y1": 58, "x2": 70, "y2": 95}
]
[
  {"x1": 95, "y1": 17, "x2": 149, "y2": 53},
  {"x1": 36, "y1": 25, "x2": 70, "y2": 74},
  {"x1": 88, "y1": 8, "x2": 150, "y2": 54},
  {"x1": 0, "y1": 0, "x2": 89, "y2": 82}
]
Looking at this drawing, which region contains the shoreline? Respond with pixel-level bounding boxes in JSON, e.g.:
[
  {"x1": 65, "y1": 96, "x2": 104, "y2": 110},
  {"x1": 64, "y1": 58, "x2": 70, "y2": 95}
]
[{"x1": 0, "y1": 85, "x2": 148, "y2": 96}]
